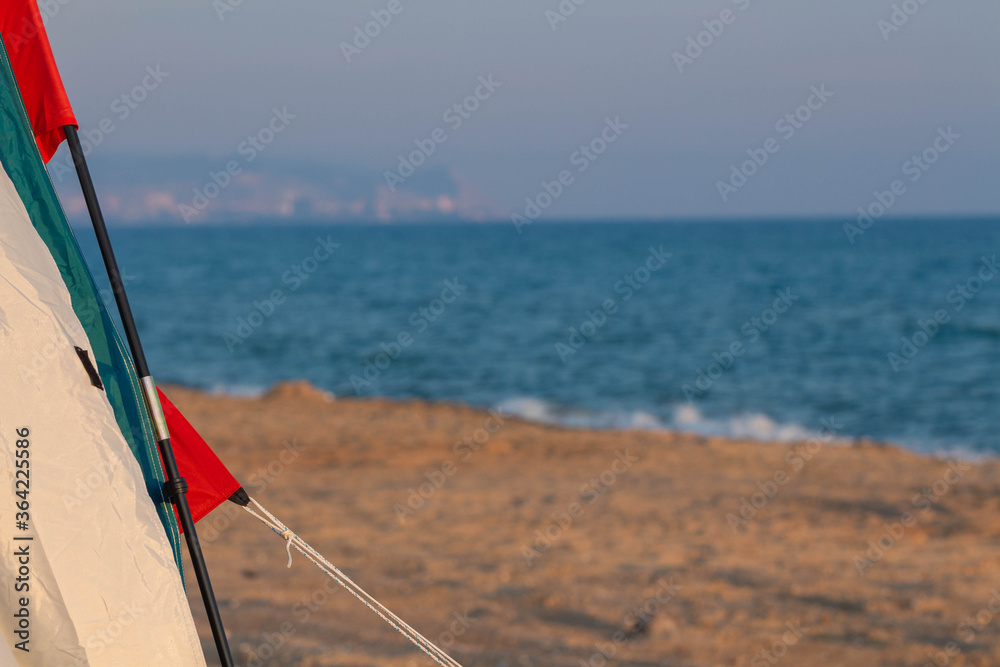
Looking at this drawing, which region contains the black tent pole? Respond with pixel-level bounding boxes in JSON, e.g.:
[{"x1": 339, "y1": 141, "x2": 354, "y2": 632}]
[{"x1": 63, "y1": 126, "x2": 235, "y2": 667}]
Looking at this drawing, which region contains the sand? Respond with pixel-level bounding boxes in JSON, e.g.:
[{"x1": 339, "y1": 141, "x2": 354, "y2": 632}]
[{"x1": 167, "y1": 382, "x2": 1000, "y2": 667}]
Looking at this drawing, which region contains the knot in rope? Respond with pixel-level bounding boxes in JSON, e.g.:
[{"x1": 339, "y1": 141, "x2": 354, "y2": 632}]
[{"x1": 279, "y1": 528, "x2": 295, "y2": 567}]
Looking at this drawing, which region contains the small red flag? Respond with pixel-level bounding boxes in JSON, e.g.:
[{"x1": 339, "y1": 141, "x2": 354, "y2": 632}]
[
  {"x1": 159, "y1": 389, "x2": 243, "y2": 527},
  {"x1": 0, "y1": 0, "x2": 77, "y2": 161}
]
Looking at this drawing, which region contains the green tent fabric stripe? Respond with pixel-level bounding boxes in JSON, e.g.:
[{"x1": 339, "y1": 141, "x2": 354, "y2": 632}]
[{"x1": 0, "y1": 38, "x2": 184, "y2": 575}]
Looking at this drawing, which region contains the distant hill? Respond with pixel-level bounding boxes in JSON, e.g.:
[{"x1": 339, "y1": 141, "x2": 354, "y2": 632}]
[{"x1": 49, "y1": 156, "x2": 503, "y2": 225}]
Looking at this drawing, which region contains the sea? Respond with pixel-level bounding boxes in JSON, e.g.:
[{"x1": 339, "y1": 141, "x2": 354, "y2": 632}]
[{"x1": 75, "y1": 219, "x2": 1000, "y2": 457}]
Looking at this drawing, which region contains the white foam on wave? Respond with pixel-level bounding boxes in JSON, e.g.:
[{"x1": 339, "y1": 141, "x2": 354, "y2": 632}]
[
  {"x1": 208, "y1": 383, "x2": 268, "y2": 398},
  {"x1": 674, "y1": 404, "x2": 816, "y2": 443},
  {"x1": 495, "y1": 397, "x2": 671, "y2": 432},
  {"x1": 495, "y1": 397, "x2": 820, "y2": 443},
  {"x1": 494, "y1": 399, "x2": 994, "y2": 457}
]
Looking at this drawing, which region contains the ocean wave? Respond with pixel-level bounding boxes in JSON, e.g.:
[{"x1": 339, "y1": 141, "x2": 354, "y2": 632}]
[
  {"x1": 672, "y1": 404, "x2": 816, "y2": 442},
  {"x1": 494, "y1": 397, "x2": 997, "y2": 459},
  {"x1": 207, "y1": 382, "x2": 268, "y2": 398},
  {"x1": 495, "y1": 397, "x2": 670, "y2": 432},
  {"x1": 495, "y1": 397, "x2": 820, "y2": 443}
]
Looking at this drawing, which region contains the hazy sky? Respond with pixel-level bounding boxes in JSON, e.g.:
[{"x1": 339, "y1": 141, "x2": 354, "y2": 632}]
[{"x1": 45, "y1": 0, "x2": 1000, "y2": 219}]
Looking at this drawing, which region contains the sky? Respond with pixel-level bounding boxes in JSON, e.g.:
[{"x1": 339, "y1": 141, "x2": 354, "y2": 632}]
[{"x1": 44, "y1": 0, "x2": 1000, "y2": 220}]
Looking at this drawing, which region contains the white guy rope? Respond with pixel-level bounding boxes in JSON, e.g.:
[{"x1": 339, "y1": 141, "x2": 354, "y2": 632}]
[{"x1": 242, "y1": 497, "x2": 464, "y2": 667}]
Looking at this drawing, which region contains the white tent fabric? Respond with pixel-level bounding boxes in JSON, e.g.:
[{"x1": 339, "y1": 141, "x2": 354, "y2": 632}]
[{"x1": 0, "y1": 166, "x2": 206, "y2": 665}]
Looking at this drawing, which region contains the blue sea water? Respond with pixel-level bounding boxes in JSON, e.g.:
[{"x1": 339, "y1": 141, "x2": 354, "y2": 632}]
[{"x1": 76, "y1": 219, "x2": 1000, "y2": 456}]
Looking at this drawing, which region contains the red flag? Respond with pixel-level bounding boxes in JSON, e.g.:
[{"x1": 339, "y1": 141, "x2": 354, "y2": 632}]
[
  {"x1": 0, "y1": 0, "x2": 77, "y2": 161},
  {"x1": 159, "y1": 389, "x2": 243, "y2": 526}
]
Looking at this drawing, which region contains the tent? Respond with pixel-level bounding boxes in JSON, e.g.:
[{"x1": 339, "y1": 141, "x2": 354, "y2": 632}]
[{"x1": 0, "y1": 2, "x2": 462, "y2": 665}]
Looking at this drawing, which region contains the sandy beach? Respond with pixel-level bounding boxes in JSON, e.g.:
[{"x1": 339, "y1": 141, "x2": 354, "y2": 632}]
[{"x1": 169, "y1": 382, "x2": 1000, "y2": 667}]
